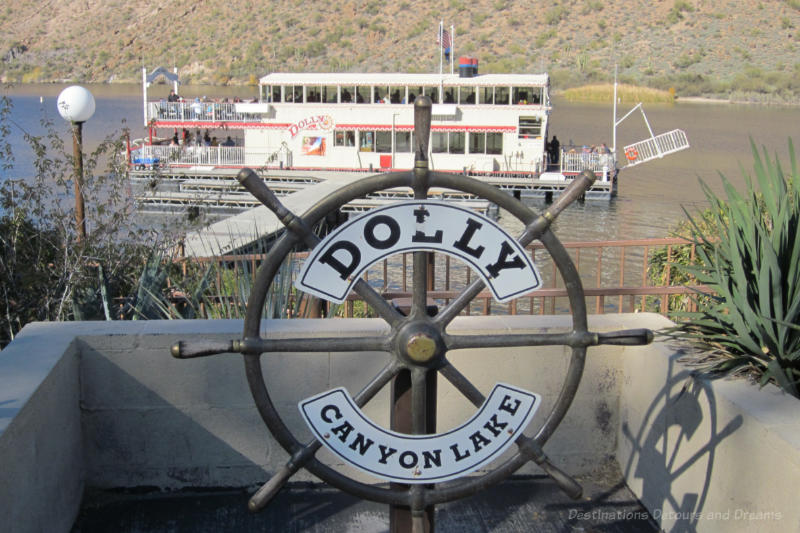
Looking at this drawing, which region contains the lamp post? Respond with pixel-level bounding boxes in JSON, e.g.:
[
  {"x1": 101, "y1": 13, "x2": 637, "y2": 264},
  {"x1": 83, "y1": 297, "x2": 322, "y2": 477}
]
[{"x1": 57, "y1": 86, "x2": 95, "y2": 244}]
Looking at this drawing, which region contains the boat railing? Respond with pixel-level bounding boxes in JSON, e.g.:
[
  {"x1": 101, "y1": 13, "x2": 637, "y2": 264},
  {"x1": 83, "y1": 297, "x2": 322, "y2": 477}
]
[
  {"x1": 132, "y1": 144, "x2": 246, "y2": 167},
  {"x1": 147, "y1": 101, "x2": 263, "y2": 123},
  {"x1": 559, "y1": 150, "x2": 615, "y2": 175}
]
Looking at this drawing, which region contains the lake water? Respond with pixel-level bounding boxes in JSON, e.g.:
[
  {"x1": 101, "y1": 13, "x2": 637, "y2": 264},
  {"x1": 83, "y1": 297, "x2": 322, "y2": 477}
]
[{"x1": 2, "y1": 83, "x2": 798, "y2": 243}]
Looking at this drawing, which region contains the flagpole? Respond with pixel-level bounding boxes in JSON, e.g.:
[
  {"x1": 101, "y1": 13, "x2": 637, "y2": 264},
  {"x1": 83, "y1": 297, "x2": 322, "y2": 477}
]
[
  {"x1": 438, "y1": 20, "x2": 443, "y2": 76},
  {"x1": 450, "y1": 25, "x2": 455, "y2": 75}
]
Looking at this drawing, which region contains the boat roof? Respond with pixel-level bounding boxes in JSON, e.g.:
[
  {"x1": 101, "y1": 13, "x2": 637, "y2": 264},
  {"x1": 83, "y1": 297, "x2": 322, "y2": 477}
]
[{"x1": 259, "y1": 72, "x2": 549, "y2": 87}]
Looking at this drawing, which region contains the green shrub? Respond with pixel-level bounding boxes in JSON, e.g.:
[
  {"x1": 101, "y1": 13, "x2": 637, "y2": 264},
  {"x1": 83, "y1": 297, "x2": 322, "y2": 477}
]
[
  {"x1": 545, "y1": 6, "x2": 568, "y2": 26},
  {"x1": 0, "y1": 94, "x2": 167, "y2": 344},
  {"x1": 664, "y1": 139, "x2": 800, "y2": 398}
]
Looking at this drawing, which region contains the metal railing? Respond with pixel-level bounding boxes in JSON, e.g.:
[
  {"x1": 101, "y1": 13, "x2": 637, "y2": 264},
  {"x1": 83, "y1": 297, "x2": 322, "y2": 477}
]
[
  {"x1": 132, "y1": 145, "x2": 246, "y2": 167},
  {"x1": 173, "y1": 237, "x2": 706, "y2": 318},
  {"x1": 559, "y1": 151, "x2": 615, "y2": 174},
  {"x1": 147, "y1": 101, "x2": 265, "y2": 123}
]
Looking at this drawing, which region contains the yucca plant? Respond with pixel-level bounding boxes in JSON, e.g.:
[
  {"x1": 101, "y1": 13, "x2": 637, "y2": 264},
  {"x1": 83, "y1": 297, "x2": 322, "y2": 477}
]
[{"x1": 665, "y1": 139, "x2": 800, "y2": 398}]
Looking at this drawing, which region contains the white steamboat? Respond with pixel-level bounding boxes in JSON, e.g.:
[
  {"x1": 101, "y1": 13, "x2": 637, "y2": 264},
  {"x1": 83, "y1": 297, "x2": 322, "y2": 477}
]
[{"x1": 131, "y1": 65, "x2": 688, "y2": 214}]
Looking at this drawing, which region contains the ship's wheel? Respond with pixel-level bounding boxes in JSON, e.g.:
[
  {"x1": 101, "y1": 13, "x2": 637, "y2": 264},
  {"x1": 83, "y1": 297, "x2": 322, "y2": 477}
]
[{"x1": 171, "y1": 96, "x2": 652, "y2": 531}]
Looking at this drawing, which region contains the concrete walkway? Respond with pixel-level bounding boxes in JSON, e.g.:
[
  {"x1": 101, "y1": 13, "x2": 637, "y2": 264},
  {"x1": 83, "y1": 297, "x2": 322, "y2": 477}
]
[{"x1": 72, "y1": 474, "x2": 658, "y2": 533}]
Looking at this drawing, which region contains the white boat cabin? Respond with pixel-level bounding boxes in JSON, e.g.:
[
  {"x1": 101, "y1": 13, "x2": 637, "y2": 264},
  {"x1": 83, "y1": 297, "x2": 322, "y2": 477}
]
[{"x1": 144, "y1": 71, "x2": 553, "y2": 176}]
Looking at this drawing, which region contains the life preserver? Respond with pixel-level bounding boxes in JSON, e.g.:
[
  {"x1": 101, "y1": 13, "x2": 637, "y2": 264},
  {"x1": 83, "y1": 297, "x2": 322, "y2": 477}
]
[{"x1": 625, "y1": 147, "x2": 639, "y2": 161}]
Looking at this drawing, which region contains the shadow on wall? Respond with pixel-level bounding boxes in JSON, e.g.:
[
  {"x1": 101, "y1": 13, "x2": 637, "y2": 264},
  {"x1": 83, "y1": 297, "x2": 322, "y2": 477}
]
[
  {"x1": 75, "y1": 342, "x2": 365, "y2": 529},
  {"x1": 621, "y1": 351, "x2": 743, "y2": 532}
]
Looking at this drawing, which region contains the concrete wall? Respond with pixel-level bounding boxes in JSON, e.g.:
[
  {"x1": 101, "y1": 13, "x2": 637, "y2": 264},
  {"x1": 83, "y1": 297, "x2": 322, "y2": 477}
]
[
  {"x1": 617, "y1": 315, "x2": 800, "y2": 532},
  {"x1": 0, "y1": 324, "x2": 83, "y2": 533},
  {"x1": 1, "y1": 314, "x2": 798, "y2": 532}
]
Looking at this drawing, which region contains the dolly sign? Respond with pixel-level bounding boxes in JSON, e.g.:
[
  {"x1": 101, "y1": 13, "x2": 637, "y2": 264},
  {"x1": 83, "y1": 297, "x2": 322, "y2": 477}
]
[
  {"x1": 300, "y1": 383, "x2": 540, "y2": 483},
  {"x1": 295, "y1": 200, "x2": 542, "y2": 303}
]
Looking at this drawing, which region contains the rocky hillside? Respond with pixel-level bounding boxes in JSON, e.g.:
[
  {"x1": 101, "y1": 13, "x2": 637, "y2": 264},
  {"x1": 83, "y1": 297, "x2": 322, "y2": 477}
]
[{"x1": 2, "y1": 0, "x2": 800, "y2": 101}]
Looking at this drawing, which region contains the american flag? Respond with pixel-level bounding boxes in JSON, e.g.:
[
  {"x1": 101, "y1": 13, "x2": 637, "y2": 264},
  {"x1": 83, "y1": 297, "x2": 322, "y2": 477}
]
[{"x1": 437, "y1": 28, "x2": 452, "y2": 50}]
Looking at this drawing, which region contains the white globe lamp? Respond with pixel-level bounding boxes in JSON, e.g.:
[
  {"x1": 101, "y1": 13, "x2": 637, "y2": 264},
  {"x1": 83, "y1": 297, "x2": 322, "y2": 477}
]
[
  {"x1": 57, "y1": 86, "x2": 96, "y2": 123},
  {"x1": 57, "y1": 86, "x2": 95, "y2": 242}
]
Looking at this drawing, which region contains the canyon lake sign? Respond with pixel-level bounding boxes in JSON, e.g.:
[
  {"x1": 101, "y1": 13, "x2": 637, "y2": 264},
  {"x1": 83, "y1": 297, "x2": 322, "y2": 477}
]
[
  {"x1": 296, "y1": 200, "x2": 544, "y2": 483},
  {"x1": 300, "y1": 384, "x2": 540, "y2": 483},
  {"x1": 296, "y1": 200, "x2": 542, "y2": 303}
]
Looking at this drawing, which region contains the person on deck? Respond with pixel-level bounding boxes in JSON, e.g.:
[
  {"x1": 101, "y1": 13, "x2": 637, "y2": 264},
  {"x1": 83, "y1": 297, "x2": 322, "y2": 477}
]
[{"x1": 549, "y1": 135, "x2": 560, "y2": 164}]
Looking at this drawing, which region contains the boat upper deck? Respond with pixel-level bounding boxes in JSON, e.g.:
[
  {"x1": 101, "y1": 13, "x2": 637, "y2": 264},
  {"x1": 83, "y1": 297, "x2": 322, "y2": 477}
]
[{"x1": 146, "y1": 71, "x2": 552, "y2": 127}]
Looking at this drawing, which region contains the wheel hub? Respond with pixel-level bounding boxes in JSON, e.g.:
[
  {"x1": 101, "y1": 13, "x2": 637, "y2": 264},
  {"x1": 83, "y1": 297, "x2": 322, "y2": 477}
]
[
  {"x1": 396, "y1": 321, "x2": 444, "y2": 365},
  {"x1": 405, "y1": 332, "x2": 437, "y2": 363}
]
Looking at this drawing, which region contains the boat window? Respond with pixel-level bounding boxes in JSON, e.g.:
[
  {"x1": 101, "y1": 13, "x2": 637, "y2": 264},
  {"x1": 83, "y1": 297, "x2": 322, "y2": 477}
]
[
  {"x1": 323, "y1": 86, "x2": 338, "y2": 103},
  {"x1": 442, "y1": 88, "x2": 455, "y2": 104},
  {"x1": 468, "y1": 132, "x2": 503, "y2": 154},
  {"x1": 529, "y1": 87, "x2": 543, "y2": 104},
  {"x1": 431, "y1": 131, "x2": 447, "y2": 153},
  {"x1": 427, "y1": 87, "x2": 439, "y2": 104},
  {"x1": 469, "y1": 132, "x2": 486, "y2": 153},
  {"x1": 270, "y1": 86, "x2": 280, "y2": 103},
  {"x1": 486, "y1": 132, "x2": 503, "y2": 154},
  {"x1": 389, "y1": 86, "x2": 403, "y2": 104},
  {"x1": 334, "y1": 130, "x2": 356, "y2": 147},
  {"x1": 359, "y1": 131, "x2": 374, "y2": 151},
  {"x1": 395, "y1": 131, "x2": 412, "y2": 152},
  {"x1": 375, "y1": 131, "x2": 392, "y2": 152},
  {"x1": 479, "y1": 87, "x2": 493, "y2": 104},
  {"x1": 495, "y1": 87, "x2": 510, "y2": 105},
  {"x1": 512, "y1": 87, "x2": 531, "y2": 105},
  {"x1": 376, "y1": 86, "x2": 389, "y2": 103},
  {"x1": 307, "y1": 87, "x2": 321, "y2": 103},
  {"x1": 355, "y1": 86, "x2": 369, "y2": 104},
  {"x1": 286, "y1": 85, "x2": 303, "y2": 103},
  {"x1": 341, "y1": 87, "x2": 354, "y2": 103},
  {"x1": 459, "y1": 86, "x2": 476, "y2": 105},
  {"x1": 407, "y1": 90, "x2": 417, "y2": 104},
  {"x1": 448, "y1": 132, "x2": 465, "y2": 154},
  {"x1": 519, "y1": 117, "x2": 542, "y2": 138}
]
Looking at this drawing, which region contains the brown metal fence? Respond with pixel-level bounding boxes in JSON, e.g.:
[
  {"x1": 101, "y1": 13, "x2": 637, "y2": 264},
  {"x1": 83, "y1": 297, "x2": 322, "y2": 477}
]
[{"x1": 175, "y1": 237, "x2": 709, "y2": 318}]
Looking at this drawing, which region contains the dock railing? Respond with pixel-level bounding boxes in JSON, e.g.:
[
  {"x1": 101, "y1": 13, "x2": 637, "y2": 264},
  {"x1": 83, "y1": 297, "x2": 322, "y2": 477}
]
[{"x1": 172, "y1": 237, "x2": 707, "y2": 318}]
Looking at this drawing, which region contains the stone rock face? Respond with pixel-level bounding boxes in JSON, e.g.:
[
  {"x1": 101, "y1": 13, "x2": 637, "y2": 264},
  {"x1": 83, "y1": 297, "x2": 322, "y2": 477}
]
[{"x1": 2, "y1": 44, "x2": 27, "y2": 62}]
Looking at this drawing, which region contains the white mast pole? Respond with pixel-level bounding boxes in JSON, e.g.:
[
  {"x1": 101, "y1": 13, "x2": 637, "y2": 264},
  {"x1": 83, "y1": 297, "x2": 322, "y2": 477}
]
[
  {"x1": 450, "y1": 25, "x2": 455, "y2": 75},
  {"x1": 438, "y1": 20, "x2": 443, "y2": 76},
  {"x1": 612, "y1": 65, "x2": 618, "y2": 155},
  {"x1": 142, "y1": 66, "x2": 148, "y2": 127}
]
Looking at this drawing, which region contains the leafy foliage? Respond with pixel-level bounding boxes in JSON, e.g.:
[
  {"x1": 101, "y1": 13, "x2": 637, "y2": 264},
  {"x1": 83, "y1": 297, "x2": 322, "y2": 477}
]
[
  {"x1": 664, "y1": 140, "x2": 800, "y2": 398},
  {"x1": 0, "y1": 93, "x2": 170, "y2": 345}
]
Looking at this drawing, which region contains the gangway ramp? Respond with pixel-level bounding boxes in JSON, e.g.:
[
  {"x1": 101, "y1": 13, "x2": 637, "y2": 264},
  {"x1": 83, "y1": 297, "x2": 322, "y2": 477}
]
[
  {"x1": 623, "y1": 129, "x2": 689, "y2": 167},
  {"x1": 182, "y1": 179, "x2": 346, "y2": 257}
]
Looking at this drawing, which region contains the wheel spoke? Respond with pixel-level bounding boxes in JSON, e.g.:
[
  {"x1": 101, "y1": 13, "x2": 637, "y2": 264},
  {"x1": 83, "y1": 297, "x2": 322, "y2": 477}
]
[
  {"x1": 410, "y1": 368, "x2": 428, "y2": 435},
  {"x1": 445, "y1": 331, "x2": 587, "y2": 351},
  {"x1": 242, "y1": 335, "x2": 389, "y2": 354},
  {"x1": 438, "y1": 361, "x2": 485, "y2": 406},
  {"x1": 352, "y1": 278, "x2": 404, "y2": 325},
  {"x1": 249, "y1": 359, "x2": 403, "y2": 511},
  {"x1": 411, "y1": 251, "x2": 430, "y2": 318},
  {"x1": 438, "y1": 361, "x2": 582, "y2": 498},
  {"x1": 433, "y1": 278, "x2": 486, "y2": 327}
]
